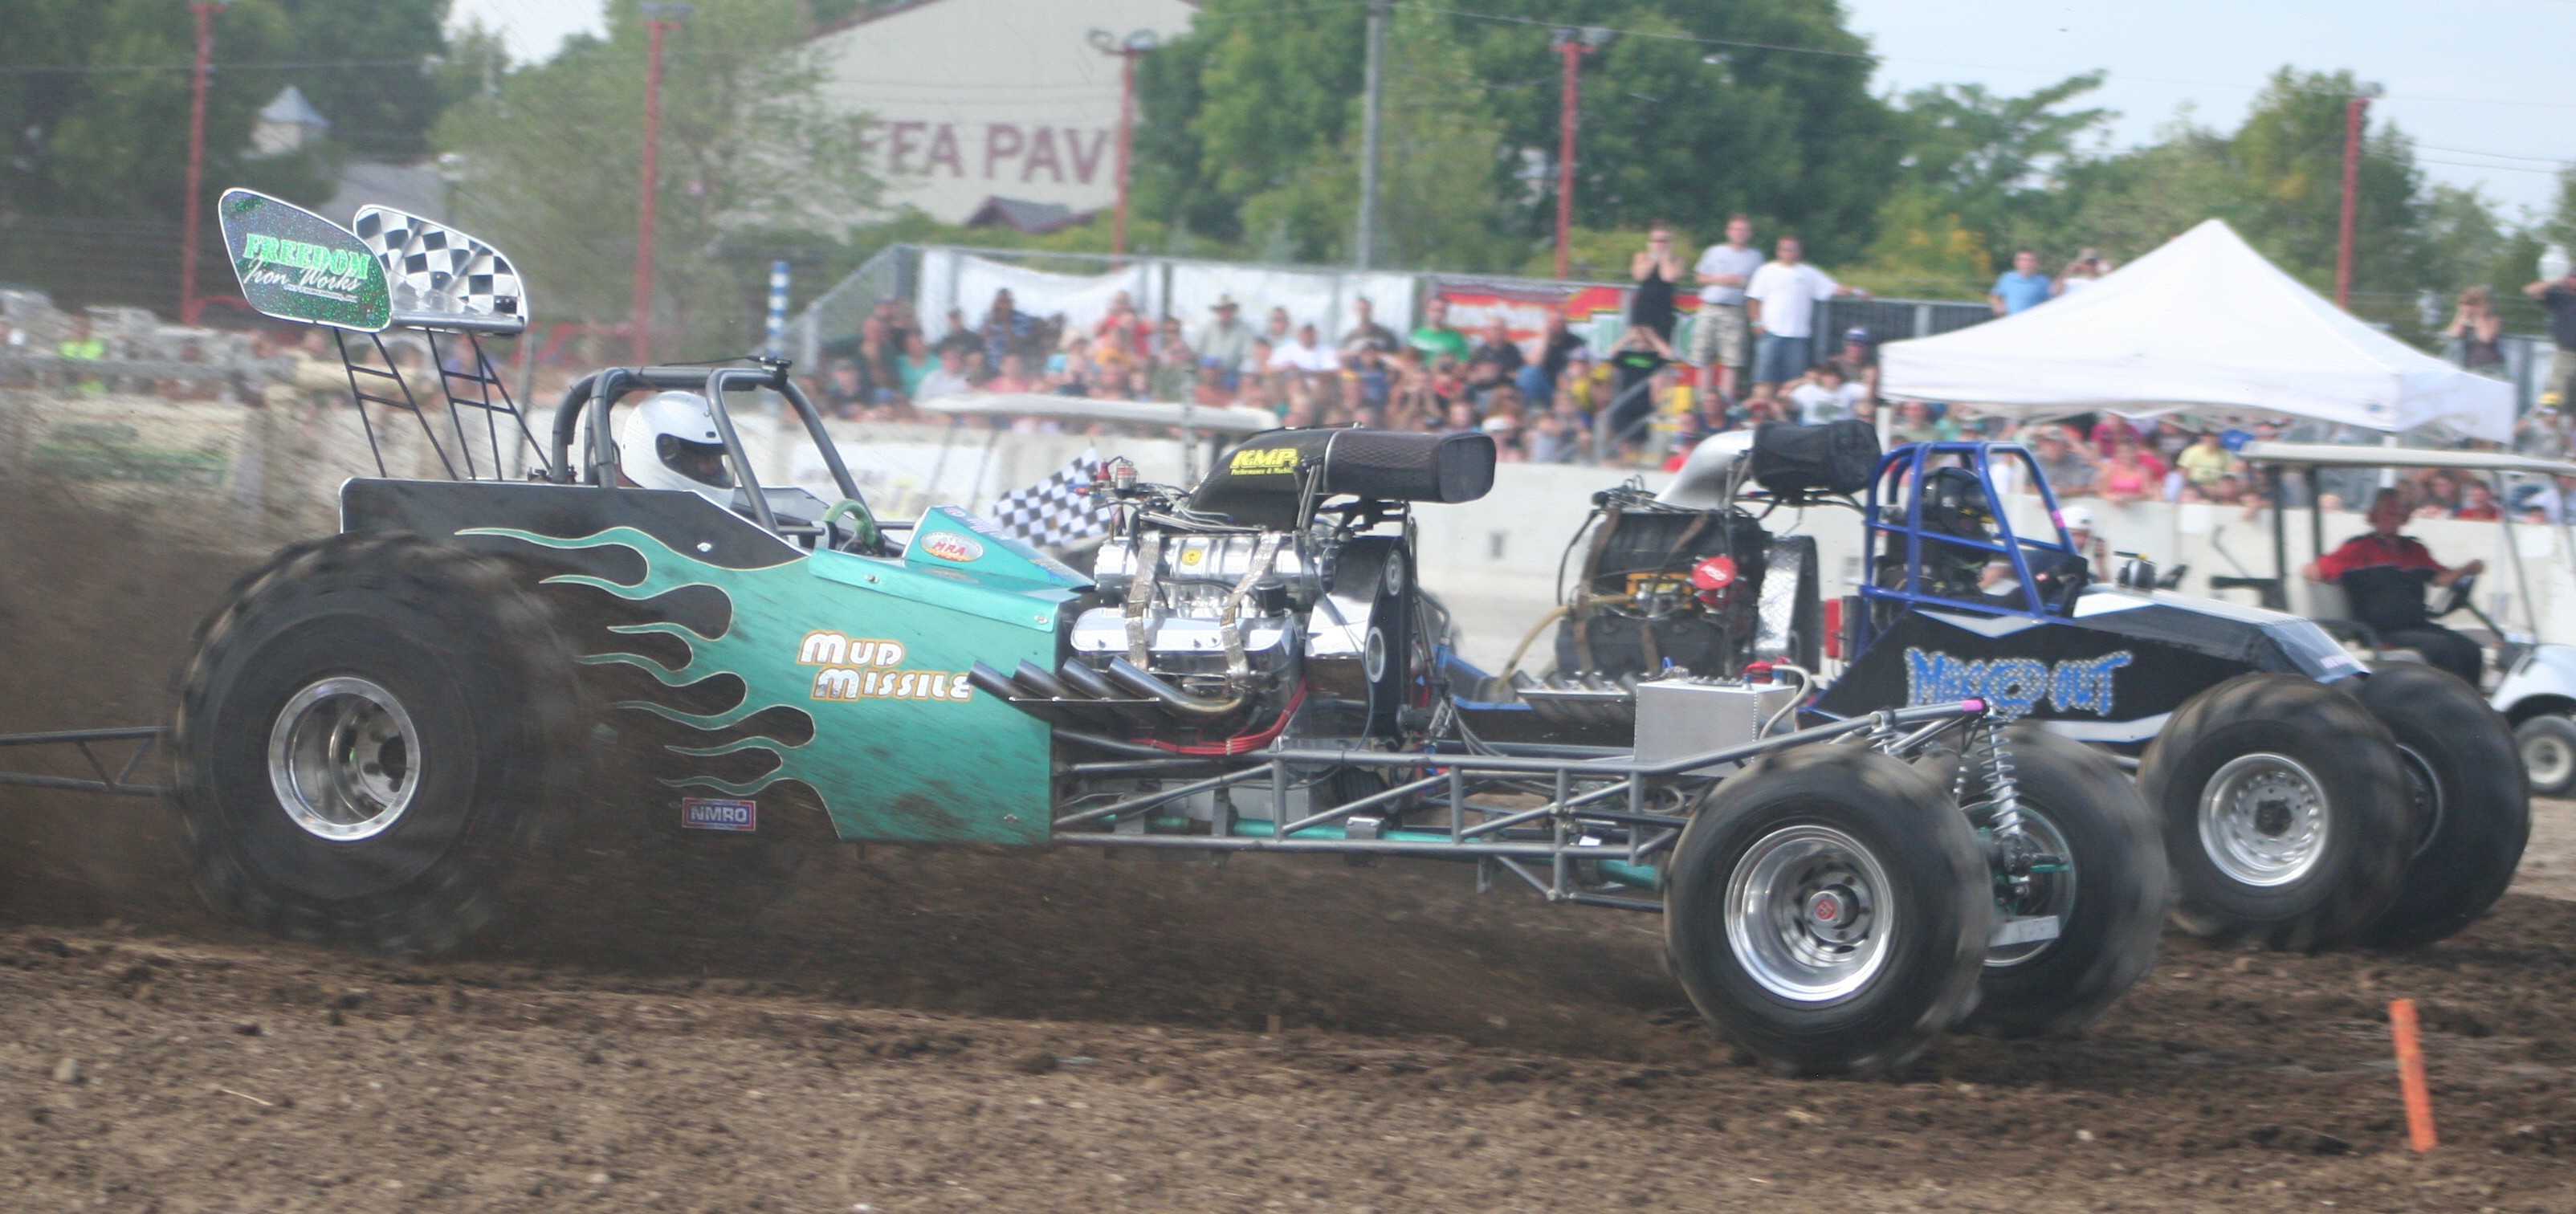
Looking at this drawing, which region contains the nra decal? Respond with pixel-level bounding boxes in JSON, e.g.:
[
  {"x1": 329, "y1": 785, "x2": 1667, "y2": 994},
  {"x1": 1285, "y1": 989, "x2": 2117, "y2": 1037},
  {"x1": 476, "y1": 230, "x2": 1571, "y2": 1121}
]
[
  {"x1": 920, "y1": 532, "x2": 984, "y2": 563},
  {"x1": 1905, "y1": 648, "x2": 2133, "y2": 718},
  {"x1": 681, "y1": 797, "x2": 758, "y2": 832},
  {"x1": 795, "y1": 630, "x2": 974, "y2": 703}
]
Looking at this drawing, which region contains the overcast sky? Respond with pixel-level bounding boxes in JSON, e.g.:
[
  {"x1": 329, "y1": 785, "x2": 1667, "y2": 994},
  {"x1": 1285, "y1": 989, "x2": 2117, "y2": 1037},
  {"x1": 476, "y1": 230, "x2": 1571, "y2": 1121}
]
[{"x1": 446, "y1": 0, "x2": 2576, "y2": 221}]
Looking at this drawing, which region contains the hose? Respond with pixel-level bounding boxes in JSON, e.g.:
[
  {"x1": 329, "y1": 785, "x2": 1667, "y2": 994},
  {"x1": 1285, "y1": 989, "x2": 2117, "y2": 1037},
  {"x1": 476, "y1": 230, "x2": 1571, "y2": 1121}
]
[{"x1": 1761, "y1": 662, "x2": 1815, "y2": 738}]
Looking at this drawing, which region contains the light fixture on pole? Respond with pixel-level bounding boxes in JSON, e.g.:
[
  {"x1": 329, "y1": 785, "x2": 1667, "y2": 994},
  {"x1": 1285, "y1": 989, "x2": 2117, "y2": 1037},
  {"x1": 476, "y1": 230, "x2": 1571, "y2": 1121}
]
[
  {"x1": 178, "y1": 0, "x2": 231, "y2": 325},
  {"x1": 632, "y1": 1, "x2": 694, "y2": 365},
  {"x1": 1088, "y1": 28, "x2": 1160, "y2": 258},
  {"x1": 1550, "y1": 26, "x2": 1612, "y2": 280},
  {"x1": 2333, "y1": 81, "x2": 2382, "y2": 312}
]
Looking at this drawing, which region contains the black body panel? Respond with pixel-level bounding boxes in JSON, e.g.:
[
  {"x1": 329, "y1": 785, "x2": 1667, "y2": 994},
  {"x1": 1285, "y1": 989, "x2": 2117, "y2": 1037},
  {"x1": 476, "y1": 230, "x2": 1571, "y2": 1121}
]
[{"x1": 1814, "y1": 590, "x2": 2359, "y2": 739}]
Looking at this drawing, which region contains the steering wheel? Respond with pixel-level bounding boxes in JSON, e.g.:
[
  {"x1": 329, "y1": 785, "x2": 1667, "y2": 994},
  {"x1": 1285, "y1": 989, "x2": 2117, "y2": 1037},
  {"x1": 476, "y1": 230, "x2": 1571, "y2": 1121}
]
[{"x1": 2435, "y1": 571, "x2": 2477, "y2": 618}]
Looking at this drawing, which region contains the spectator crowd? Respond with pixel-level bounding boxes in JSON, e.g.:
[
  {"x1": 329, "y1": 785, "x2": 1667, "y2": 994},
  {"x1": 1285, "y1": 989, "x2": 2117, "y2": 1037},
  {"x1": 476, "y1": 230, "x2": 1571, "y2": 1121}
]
[{"x1": 788, "y1": 221, "x2": 2576, "y2": 515}]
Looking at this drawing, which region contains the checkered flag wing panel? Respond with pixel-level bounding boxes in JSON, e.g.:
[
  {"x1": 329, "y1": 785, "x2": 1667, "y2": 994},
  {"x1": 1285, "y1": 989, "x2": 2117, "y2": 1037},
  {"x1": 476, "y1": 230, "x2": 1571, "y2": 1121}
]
[
  {"x1": 351, "y1": 206, "x2": 527, "y2": 327},
  {"x1": 986, "y1": 449, "x2": 1114, "y2": 549}
]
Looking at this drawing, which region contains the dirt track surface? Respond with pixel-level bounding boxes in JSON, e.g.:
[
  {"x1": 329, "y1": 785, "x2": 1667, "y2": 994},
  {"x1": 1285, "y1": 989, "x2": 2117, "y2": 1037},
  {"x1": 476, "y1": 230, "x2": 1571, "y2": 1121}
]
[
  {"x1": 8, "y1": 871, "x2": 2576, "y2": 1214},
  {"x1": 12, "y1": 479, "x2": 2576, "y2": 1212}
]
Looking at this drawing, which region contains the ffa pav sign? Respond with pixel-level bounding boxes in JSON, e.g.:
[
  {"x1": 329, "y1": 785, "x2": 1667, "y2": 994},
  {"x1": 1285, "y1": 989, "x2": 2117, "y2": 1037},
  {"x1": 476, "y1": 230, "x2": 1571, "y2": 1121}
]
[{"x1": 218, "y1": 189, "x2": 392, "y2": 332}]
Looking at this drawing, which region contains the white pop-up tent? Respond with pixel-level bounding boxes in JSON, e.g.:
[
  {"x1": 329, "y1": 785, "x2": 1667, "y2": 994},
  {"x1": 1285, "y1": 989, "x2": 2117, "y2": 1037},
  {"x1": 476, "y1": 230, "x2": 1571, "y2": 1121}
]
[{"x1": 1879, "y1": 219, "x2": 2514, "y2": 442}]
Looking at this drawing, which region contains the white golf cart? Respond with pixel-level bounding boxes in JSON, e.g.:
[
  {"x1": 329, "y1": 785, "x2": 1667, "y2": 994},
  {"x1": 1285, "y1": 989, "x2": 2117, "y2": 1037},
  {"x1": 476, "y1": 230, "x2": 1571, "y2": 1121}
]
[{"x1": 2232, "y1": 441, "x2": 2576, "y2": 794}]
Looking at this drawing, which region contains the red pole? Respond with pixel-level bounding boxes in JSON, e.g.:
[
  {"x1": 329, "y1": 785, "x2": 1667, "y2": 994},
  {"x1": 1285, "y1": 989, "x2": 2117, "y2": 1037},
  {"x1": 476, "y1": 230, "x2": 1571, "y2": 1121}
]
[
  {"x1": 631, "y1": 16, "x2": 673, "y2": 365},
  {"x1": 1553, "y1": 42, "x2": 1585, "y2": 280},
  {"x1": 1112, "y1": 49, "x2": 1136, "y2": 257},
  {"x1": 2334, "y1": 95, "x2": 2368, "y2": 310},
  {"x1": 178, "y1": 2, "x2": 219, "y2": 325}
]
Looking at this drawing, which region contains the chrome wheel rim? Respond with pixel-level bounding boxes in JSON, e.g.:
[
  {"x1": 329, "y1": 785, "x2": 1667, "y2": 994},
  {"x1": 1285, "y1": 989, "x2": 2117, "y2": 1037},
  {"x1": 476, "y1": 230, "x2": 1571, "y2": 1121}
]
[
  {"x1": 2198, "y1": 752, "x2": 2329, "y2": 887},
  {"x1": 1987, "y1": 807, "x2": 2077, "y2": 968},
  {"x1": 2523, "y1": 731, "x2": 2573, "y2": 792},
  {"x1": 1724, "y1": 824, "x2": 1894, "y2": 1004},
  {"x1": 267, "y1": 676, "x2": 420, "y2": 842},
  {"x1": 2395, "y1": 744, "x2": 2445, "y2": 860}
]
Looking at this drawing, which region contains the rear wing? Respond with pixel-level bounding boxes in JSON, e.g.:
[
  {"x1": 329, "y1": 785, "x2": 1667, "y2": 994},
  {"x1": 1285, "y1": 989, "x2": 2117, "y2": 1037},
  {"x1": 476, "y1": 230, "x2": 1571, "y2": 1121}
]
[{"x1": 218, "y1": 188, "x2": 548, "y2": 483}]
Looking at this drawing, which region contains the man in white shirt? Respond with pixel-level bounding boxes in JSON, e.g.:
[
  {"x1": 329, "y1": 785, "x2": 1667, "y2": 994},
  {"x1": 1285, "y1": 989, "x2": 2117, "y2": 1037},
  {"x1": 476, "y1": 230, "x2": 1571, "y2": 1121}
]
[
  {"x1": 1784, "y1": 362, "x2": 1865, "y2": 425},
  {"x1": 1267, "y1": 323, "x2": 1340, "y2": 374},
  {"x1": 1746, "y1": 236, "x2": 1863, "y2": 390},
  {"x1": 1689, "y1": 214, "x2": 1763, "y2": 401}
]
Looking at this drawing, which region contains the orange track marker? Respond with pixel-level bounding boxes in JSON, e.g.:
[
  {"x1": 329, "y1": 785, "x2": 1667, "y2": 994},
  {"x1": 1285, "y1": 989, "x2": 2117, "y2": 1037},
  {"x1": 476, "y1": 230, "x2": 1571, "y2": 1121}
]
[{"x1": 2389, "y1": 998, "x2": 2438, "y2": 1152}]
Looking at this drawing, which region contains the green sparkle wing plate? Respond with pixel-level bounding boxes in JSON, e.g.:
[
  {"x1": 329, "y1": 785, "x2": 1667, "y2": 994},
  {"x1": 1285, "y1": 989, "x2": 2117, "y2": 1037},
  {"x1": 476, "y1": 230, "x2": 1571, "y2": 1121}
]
[{"x1": 218, "y1": 189, "x2": 392, "y2": 332}]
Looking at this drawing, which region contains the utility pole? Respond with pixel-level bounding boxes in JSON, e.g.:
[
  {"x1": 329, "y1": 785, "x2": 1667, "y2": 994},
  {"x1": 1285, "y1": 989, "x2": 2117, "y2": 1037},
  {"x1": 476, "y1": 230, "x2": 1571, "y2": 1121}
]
[
  {"x1": 631, "y1": 2, "x2": 692, "y2": 365},
  {"x1": 1551, "y1": 27, "x2": 1611, "y2": 280},
  {"x1": 1090, "y1": 30, "x2": 1160, "y2": 257},
  {"x1": 2333, "y1": 88, "x2": 2377, "y2": 311},
  {"x1": 178, "y1": 1, "x2": 229, "y2": 325},
  {"x1": 1355, "y1": 0, "x2": 1389, "y2": 269}
]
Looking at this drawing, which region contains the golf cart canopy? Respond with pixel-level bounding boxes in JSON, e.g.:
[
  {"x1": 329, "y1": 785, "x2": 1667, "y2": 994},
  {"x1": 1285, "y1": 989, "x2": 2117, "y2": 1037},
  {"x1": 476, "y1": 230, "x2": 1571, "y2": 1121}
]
[
  {"x1": 2236, "y1": 442, "x2": 2576, "y2": 479},
  {"x1": 913, "y1": 393, "x2": 1279, "y2": 434},
  {"x1": 2228, "y1": 442, "x2": 2570, "y2": 638}
]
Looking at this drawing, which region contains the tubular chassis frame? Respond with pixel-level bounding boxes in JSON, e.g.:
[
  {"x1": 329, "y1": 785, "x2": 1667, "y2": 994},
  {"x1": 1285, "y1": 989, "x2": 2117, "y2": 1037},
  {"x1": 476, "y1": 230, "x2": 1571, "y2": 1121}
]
[{"x1": 1043, "y1": 700, "x2": 1990, "y2": 910}]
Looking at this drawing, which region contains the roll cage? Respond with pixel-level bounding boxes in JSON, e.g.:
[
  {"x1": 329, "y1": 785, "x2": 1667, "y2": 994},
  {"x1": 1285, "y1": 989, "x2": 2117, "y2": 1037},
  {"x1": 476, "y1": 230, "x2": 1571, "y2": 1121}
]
[{"x1": 1854, "y1": 440, "x2": 2083, "y2": 654}]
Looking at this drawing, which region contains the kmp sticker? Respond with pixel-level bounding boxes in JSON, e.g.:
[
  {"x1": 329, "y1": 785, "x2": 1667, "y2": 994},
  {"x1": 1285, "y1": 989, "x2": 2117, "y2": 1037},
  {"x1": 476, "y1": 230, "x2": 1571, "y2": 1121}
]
[
  {"x1": 1904, "y1": 648, "x2": 2132, "y2": 718},
  {"x1": 1228, "y1": 446, "x2": 1300, "y2": 475},
  {"x1": 921, "y1": 532, "x2": 984, "y2": 563},
  {"x1": 681, "y1": 797, "x2": 757, "y2": 832}
]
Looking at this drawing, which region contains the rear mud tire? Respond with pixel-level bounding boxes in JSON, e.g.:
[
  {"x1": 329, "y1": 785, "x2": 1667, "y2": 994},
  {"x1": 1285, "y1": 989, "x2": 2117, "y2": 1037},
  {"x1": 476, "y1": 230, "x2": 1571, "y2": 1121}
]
[
  {"x1": 1665, "y1": 746, "x2": 1991, "y2": 1076},
  {"x1": 2139, "y1": 674, "x2": 2408, "y2": 952},
  {"x1": 2514, "y1": 714, "x2": 2576, "y2": 799},
  {"x1": 1920, "y1": 727, "x2": 2167, "y2": 1038},
  {"x1": 2350, "y1": 665, "x2": 2529, "y2": 950},
  {"x1": 173, "y1": 536, "x2": 581, "y2": 955}
]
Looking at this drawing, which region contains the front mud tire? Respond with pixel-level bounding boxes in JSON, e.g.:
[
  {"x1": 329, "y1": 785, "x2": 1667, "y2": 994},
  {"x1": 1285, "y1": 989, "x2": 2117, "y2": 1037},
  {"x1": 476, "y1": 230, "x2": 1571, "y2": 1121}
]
[
  {"x1": 1920, "y1": 727, "x2": 2169, "y2": 1038},
  {"x1": 2139, "y1": 674, "x2": 2408, "y2": 952},
  {"x1": 2350, "y1": 665, "x2": 2529, "y2": 950},
  {"x1": 173, "y1": 536, "x2": 581, "y2": 955},
  {"x1": 1665, "y1": 747, "x2": 1991, "y2": 1076}
]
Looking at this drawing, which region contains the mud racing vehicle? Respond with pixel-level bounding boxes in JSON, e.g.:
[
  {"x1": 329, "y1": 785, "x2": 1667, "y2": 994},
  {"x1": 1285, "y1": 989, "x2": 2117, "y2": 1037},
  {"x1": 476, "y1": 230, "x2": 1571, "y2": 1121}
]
[
  {"x1": 1461, "y1": 427, "x2": 2529, "y2": 954},
  {"x1": 0, "y1": 192, "x2": 2189, "y2": 1076}
]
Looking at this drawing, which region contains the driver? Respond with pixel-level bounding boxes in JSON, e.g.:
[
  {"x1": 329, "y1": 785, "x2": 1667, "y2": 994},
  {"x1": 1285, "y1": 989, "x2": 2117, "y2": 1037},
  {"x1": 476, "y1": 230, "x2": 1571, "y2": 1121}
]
[
  {"x1": 2304, "y1": 487, "x2": 2485, "y2": 683},
  {"x1": 618, "y1": 390, "x2": 736, "y2": 505}
]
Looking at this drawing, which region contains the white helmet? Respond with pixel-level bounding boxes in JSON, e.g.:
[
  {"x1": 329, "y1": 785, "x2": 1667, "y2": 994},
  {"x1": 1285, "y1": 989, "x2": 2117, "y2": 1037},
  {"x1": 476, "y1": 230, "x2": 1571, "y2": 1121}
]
[
  {"x1": 2058, "y1": 503, "x2": 2093, "y2": 533},
  {"x1": 620, "y1": 391, "x2": 735, "y2": 503}
]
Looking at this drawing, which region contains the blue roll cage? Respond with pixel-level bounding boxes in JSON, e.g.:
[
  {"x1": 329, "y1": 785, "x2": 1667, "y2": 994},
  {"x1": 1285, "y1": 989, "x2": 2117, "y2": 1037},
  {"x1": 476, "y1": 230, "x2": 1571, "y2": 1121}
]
[{"x1": 1853, "y1": 440, "x2": 2081, "y2": 654}]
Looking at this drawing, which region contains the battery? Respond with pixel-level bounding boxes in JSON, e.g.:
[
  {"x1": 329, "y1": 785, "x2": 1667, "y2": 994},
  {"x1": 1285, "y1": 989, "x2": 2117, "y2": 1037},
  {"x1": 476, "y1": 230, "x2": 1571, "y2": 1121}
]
[{"x1": 1632, "y1": 678, "x2": 1800, "y2": 774}]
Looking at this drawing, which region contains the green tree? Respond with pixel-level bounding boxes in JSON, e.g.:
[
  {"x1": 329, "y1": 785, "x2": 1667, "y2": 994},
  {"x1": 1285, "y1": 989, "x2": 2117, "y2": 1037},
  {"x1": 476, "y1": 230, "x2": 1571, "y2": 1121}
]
[
  {"x1": 1132, "y1": 0, "x2": 1897, "y2": 270},
  {"x1": 434, "y1": 0, "x2": 879, "y2": 357},
  {"x1": 1451, "y1": 0, "x2": 1895, "y2": 264},
  {"x1": 1881, "y1": 71, "x2": 2111, "y2": 263},
  {"x1": 1232, "y1": 6, "x2": 1514, "y2": 270}
]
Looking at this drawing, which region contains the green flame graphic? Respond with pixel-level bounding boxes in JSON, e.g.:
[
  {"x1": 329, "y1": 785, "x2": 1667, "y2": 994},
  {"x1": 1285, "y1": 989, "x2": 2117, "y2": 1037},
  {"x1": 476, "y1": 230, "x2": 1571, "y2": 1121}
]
[{"x1": 459, "y1": 524, "x2": 1057, "y2": 844}]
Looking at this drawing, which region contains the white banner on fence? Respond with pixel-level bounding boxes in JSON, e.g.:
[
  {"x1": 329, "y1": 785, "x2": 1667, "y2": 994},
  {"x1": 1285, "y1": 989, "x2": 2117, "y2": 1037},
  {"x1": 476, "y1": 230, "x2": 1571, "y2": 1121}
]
[
  {"x1": 914, "y1": 248, "x2": 1417, "y2": 349},
  {"x1": 1164, "y1": 267, "x2": 1415, "y2": 347},
  {"x1": 915, "y1": 250, "x2": 1148, "y2": 344}
]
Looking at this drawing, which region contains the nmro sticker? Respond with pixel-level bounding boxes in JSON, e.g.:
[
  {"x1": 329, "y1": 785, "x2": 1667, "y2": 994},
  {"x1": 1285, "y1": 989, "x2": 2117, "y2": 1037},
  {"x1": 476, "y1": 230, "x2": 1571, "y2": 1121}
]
[
  {"x1": 681, "y1": 797, "x2": 757, "y2": 832},
  {"x1": 921, "y1": 532, "x2": 984, "y2": 563}
]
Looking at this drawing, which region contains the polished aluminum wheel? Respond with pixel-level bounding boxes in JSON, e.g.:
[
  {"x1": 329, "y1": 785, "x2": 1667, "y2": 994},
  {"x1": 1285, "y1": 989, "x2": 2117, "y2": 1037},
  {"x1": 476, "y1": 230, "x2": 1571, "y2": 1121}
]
[
  {"x1": 267, "y1": 676, "x2": 420, "y2": 842},
  {"x1": 2198, "y1": 752, "x2": 2328, "y2": 887},
  {"x1": 2522, "y1": 731, "x2": 2572, "y2": 794},
  {"x1": 1986, "y1": 807, "x2": 2077, "y2": 968},
  {"x1": 1725, "y1": 824, "x2": 1894, "y2": 1003}
]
